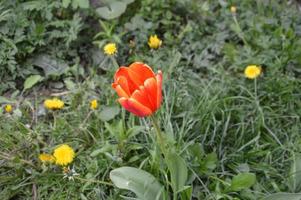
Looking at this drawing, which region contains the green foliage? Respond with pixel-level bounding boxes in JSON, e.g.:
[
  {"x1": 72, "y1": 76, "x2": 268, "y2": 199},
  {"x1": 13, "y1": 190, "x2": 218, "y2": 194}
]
[
  {"x1": 96, "y1": 0, "x2": 135, "y2": 20},
  {"x1": 23, "y1": 74, "x2": 43, "y2": 90},
  {"x1": 1, "y1": 0, "x2": 301, "y2": 199},
  {"x1": 263, "y1": 193, "x2": 301, "y2": 200},
  {"x1": 229, "y1": 173, "x2": 256, "y2": 192},
  {"x1": 110, "y1": 166, "x2": 164, "y2": 200},
  {"x1": 99, "y1": 106, "x2": 120, "y2": 121},
  {"x1": 166, "y1": 151, "x2": 188, "y2": 194}
]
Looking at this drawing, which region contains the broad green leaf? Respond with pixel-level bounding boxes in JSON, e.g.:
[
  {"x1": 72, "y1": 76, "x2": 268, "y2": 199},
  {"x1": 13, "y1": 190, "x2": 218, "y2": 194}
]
[
  {"x1": 0, "y1": 96, "x2": 10, "y2": 104},
  {"x1": 263, "y1": 193, "x2": 301, "y2": 200},
  {"x1": 230, "y1": 173, "x2": 256, "y2": 191},
  {"x1": 64, "y1": 79, "x2": 76, "y2": 90},
  {"x1": 96, "y1": 2, "x2": 127, "y2": 20},
  {"x1": 23, "y1": 75, "x2": 42, "y2": 90},
  {"x1": 99, "y1": 106, "x2": 120, "y2": 121},
  {"x1": 32, "y1": 54, "x2": 69, "y2": 77},
  {"x1": 72, "y1": 0, "x2": 89, "y2": 9},
  {"x1": 289, "y1": 153, "x2": 301, "y2": 192},
  {"x1": 166, "y1": 151, "x2": 188, "y2": 193},
  {"x1": 62, "y1": 0, "x2": 71, "y2": 8},
  {"x1": 110, "y1": 167, "x2": 164, "y2": 200}
]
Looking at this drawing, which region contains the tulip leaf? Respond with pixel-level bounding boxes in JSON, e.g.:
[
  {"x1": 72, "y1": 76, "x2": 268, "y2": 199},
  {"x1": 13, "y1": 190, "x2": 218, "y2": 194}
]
[
  {"x1": 110, "y1": 166, "x2": 164, "y2": 200},
  {"x1": 166, "y1": 151, "x2": 188, "y2": 193}
]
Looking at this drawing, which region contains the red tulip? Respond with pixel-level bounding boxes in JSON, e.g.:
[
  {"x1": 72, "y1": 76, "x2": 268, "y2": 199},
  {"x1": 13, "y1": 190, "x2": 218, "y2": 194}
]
[{"x1": 112, "y1": 62, "x2": 163, "y2": 117}]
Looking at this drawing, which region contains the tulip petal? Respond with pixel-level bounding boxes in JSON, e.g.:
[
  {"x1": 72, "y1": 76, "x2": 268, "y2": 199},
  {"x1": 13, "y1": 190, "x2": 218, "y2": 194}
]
[
  {"x1": 117, "y1": 76, "x2": 131, "y2": 96},
  {"x1": 128, "y1": 62, "x2": 155, "y2": 86},
  {"x1": 118, "y1": 97, "x2": 153, "y2": 117},
  {"x1": 131, "y1": 89, "x2": 153, "y2": 111},
  {"x1": 144, "y1": 77, "x2": 157, "y2": 111},
  {"x1": 112, "y1": 84, "x2": 129, "y2": 98},
  {"x1": 156, "y1": 70, "x2": 163, "y2": 109},
  {"x1": 114, "y1": 67, "x2": 139, "y2": 93}
]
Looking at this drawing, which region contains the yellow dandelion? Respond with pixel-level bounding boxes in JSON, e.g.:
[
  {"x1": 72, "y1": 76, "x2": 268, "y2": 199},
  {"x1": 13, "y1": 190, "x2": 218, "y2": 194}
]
[
  {"x1": 4, "y1": 104, "x2": 12, "y2": 113},
  {"x1": 148, "y1": 35, "x2": 162, "y2": 49},
  {"x1": 244, "y1": 65, "x2": 262, "y2": 79},
  {"x1": 90, "y1": 99, "x2": 98, "y2": 110},
  {"x1": 44, "y1": 98, "x2": 64, "y2": 110},
  {"x1": 39, "y1": 153, "x2": 55, "y2": 163},
  {"x1": 103, "y1": 43, "x2": 117, "y2": 55},
  {"x1": 230, "y1": 6, "x2": 237, "y2": 14},
  {"x1": 53, "y1": 144, "x2": 75, "y2": 166}
]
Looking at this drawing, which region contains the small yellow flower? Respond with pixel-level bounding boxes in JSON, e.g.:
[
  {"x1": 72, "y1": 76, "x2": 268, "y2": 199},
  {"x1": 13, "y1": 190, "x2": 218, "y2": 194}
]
[
  {"x1": 44, "y1": 98, "x2": 64, "y2": 110},
  {"x1": 90, "y1": 99, "x2": 98, "y2": 110},
  {"x1": 4, "y1": 104, "x2": 12, "y2": 113},
  {"x1": 103, "y1": 43, "x2": 117, "y2": 55},
  {"x1": 53, "y1": 144, "x2": 75, "y2": 166},
  {"x1": 231, "y1": 6, "x2": 237, "y2": 14},
  {"x1": 39, "y1": 153, "x2": 55, "y2": 163},
  {"x1": 148, "y1": 35, "x2": 162, "y2": 49},
  {"x1": 244, "y1": 65, "x2": 262, "y2": 79}
]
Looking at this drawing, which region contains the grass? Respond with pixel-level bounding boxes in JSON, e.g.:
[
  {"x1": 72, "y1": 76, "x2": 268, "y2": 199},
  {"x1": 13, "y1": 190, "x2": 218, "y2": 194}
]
[{"x1": 1, "y1": 0, "x2": 301, "y2": 199}]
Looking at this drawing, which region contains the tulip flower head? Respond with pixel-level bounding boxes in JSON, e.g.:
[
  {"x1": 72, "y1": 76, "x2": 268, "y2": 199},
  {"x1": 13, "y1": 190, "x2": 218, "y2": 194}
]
[{"x1": 112, "y1": 62, "x2": 162, "y2": 117}]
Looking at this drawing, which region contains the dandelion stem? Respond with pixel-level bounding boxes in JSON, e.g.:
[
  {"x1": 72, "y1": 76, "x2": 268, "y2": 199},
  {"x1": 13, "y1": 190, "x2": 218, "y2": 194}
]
[
  {"x1": 232, "y1": 15, "x2": 248, "y2": 46},
  {"x1": 110, "y1": 56, "x2": 119, "y2": 70},
  {"x1": 81, "y1": 110, "x2": 93, "y2": 127},
  {"x1": 254, "y1": 78, "x2": 258, "y2": 102},
  {"x1": 74, "y1": 177, "x2": 114, "y2": 186}
]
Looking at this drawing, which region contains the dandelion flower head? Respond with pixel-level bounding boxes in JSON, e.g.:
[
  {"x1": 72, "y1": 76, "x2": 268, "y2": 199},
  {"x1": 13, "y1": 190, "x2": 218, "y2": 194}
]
[
  {"x1": 104, "y1": 43, "x2": 117, "y2": 55},
  {"x1": 244, "y1": 65, "x2": 262, "y2": 79},
  {"x1": 44, "y1": 98, "x2": 64, "y2": 110},
  {"x1": 4, "y1": 104, "x2": 12, "y2": 113},
  {"x1": 53, "y1": 144, "x2": 75, "y2": 166},
  {"x1": 231, "y1": 6, "x2": 237, "y2": 13},
  {"x1": 148, "y1": 35, "x2": 162, "y2": 49},
  {"x1": 39, "y1": 153, "x2": 55, "y2": 163},
  {"x1": 90, "y1": 99, "x2": 98, "y2": 110}
]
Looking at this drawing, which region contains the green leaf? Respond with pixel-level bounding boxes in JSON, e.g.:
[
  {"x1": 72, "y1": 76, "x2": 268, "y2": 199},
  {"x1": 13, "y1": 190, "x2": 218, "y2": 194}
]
[
  {"x1": 78, "y1": 0, "x2": 89, "y2": 8},
  {"x1": 110, "y1": 167, "x2": 164, "y2": 200},
  {"x1": 126, "y1": 126, "x2": 145, "y2": 139},
  {"x1": 263, "y1": 193, "x2": 301, "y2": 200},
  {"x1": 23, "y1": 75, "x2": 42, "y2": 90},
  {"x1": 166, "y1": 151, "x2": 188, "y2": 193},
  {"x1": 230, "y1": 173, "x2": 256, "y2": 191},
  {"x1": 72, "y1": 0, "x2": 89, "y2": 9},
  {"x1": 99, "y1": 106, "x2": 120, "y2": 121},
  {"x1": 62, "y1": 0, "x2": 71, "y2": 8},
  {"x1": 289, "y1": 153, "x2": 301, "y2": 192},
  {"x1": 32, "y1": 54, "x2": 69, "y2": 77},
  {"x1": 202, "y1": 152, "x2": 218, "y2": 171},
  {"x1": 96, "y1": 2, "x2": 127, "y2": 20}
]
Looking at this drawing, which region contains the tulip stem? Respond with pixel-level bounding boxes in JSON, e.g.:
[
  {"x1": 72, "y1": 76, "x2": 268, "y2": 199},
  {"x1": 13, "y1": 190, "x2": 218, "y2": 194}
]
[{"x1": 150, "y1": 115, "x2": 167, "y2": 157}]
